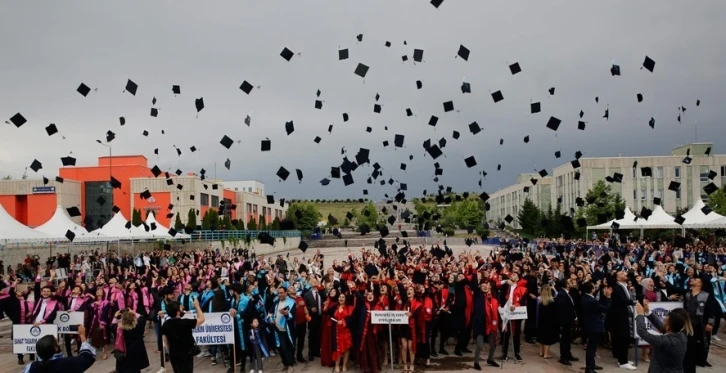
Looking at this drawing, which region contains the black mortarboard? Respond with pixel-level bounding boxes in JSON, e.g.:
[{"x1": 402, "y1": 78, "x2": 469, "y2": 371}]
[
  {"x1": 464, "y1": 156, "x2": 477, "y2": 168},
  {"x1": 574, "y1": 171, "x2": 581, "y2": 180},
  {"x1": 426, "y1": 144, "x2": 443, "y2": 159},
  {"x1": 649, "y1": 117, "x2": 655, "y2": 129},
  {"x1": 331, "y1": 167, "x2": 341, "y2": 179},
  {"x1": 452, "y1": 130, "x2": 460, "y2": 140},
  {"x1": 641, "y1": 167, "x2": 652, "y2": 177},
  {"x1": 64, "y1": 229, "x2": 76, "y2": 242},
  {"x1": 280, "y1": 47, "x2": 294, "y2": 61},
  {"x1": 642, "y1": 56, "x2": 655, "y2": 72},
  {"x1": 284, "y1": 120, "x2": 295, "y2": 135},
  {"x1": 343, "y1": 174, "x2": 354, "y2": 186},
  {"x1": 413, "y1": 49, "x2": 424, "y2": 62},
  {"x1": 416, "y1": 80, "x2": 423, "y2": 89},
  {"x1": 238, "y1": 80, "x2": 254, "y2": 95},
  {"x1": 356, "y1": 34, "x2": 363, "y2": 42},
  {"x1": 55, "y1": 176, "x2": 63, "y2": 183},
  {"x1": 265, "y1": 195, "x2": 275, "y2": 205},
  {"x1": 172, "y1": 85, "x2": 181, "y2": 94},
  {"x1": 523, "y1": 135, "x2": 529, "y2": 143},
  {"x1": 610, "y1": 64, "x2": 621, "y2": 76},
  {"x1": 705, "y1": 146, "x2": 712, "y2": 156},
  {"x1": 96, "y1": 196, "x2": 106, "y2": 206},
  {"x1": 443, "y1": 101, "x2": 454, "y2": 112},
  {"x1": 668, "y1": 181, "x2": 681, "y2": 192},
  {"x1": 105, "y1": 130, "x2": 115, "y2": 142},
  {"x1": 613, "y1": 172, "x2": 623, "y2": 183},
  {"x1": 142, "y1": 130, "x2": 149, "y2": 136},
  {"x1": 703, "y1": 182, "x2": 718, "y2": 195},
  {"x1": 261, "y1": 139, "x2": 271, "y2": 151},
  {"x1": 708, "y1": 170, "x2": 717, "y2": 180},
  {"x1": 315, "y1": 100, "x2": 323, "y2": 110},
  {"x1": 220, "y1": 135, "x2": 234, "y2": 149},
  {"x1": 479, "y1": 191, "x2": 490, "y2": 201},
  {"x1": 373, "y1": 104, "x2": 381, "y2": 113},
  {"x1": 224, "y1": 158, "x2": 231, "y2": 170},
  {"x1": 61, "y1": 156, "x2": 76, "y2": 167},
  {"x1": 548, "y1": 87, "x2": 555, "y2": 95},
  {"x1": 385, "y1": 41, "x2": 391, "y2": 47},
  {"x1": 571, "y1": 159, "x2": 581, "y2": 169},
  {"x1": 637, "y1": 93, "x2": 643, "y2": 102},
  {"x1": 314, "y1": 136, "x2": 321, "y2": 144},
  {"x1": 491, "y1": 90, "x2": 503, "y2": 103},
  {"x1": 611, "y1": 221, "x2": 620, "y2": 230},
  {"x1": 140, "y1": 190, "x2": 152, "y2": 200},
  {"x1": 77, "y1": 83, "x2": 91, "y2": 97},
  {"x1": 29, "y1": 159, "x2": 42, "y2": 172},
  {"x1": 354, "y1": 63, "x2": 369, "y2": 78},
  {"x1": 394, "y1": 134, "x2": 405, "y2": 147},
  {"x1": 298, "y1": 241, "x2": 308, "y2": 253},
  {"x1": 428, "y1": 115, "x2": 439, "y2": 127},
  {"x1": 546, "y1": 116, "x2": 561, "y2": 131},
  {"x1": 8, "y1": 113, "x2": 27, "y2": 128},
  {"x1": 338, "y1": 48, "x2": 349, "y2": 60},
  {"x1": 66, "y1": 206, "x2": 81, "y2": 217},
  {"x1": 457, "y1": 44, "x2": 469, "y2": 60},
  {"x1": 509, "y1": 62, "x2": 521, "y2": 75},
  {"x1": 195, "y1": 97, "x2": 204, "y2": 112},
  {"x1": 702, "y1": 205, "x2": 713, "y2": 215},
  {"x1": 682, "y1": 156, "x2": 692, "y2": 165},
  {"x1": 530, "y1": 102, "x2": 541, "y2": 114},
  {"x1": 125, "y1": 79, "x2": 138, "y2": 95},
  {"x1": 538, "y1": 169, "x2": 548, "y2": 177},
  {"x1": 277, "y1": 167, "x2": 290, "y2": 181},
  {"x1": 654, "y1": 197, "x2": 661, "y2": 205},
  {"x1": 469, "y1": 121, "x2": 481, "y2": 135},
  {"x1": 674, "y1": 215, "x2": 685, "y2": 225},
  {"x1": 461, "y1": 82, "x2": 471, "y2": 93},
  {"x1": 554, "y1": 151, "x2": 561, "y2": 158},
  {"x1": 640, "y1": 206, "x2": 653, "y2": 220},
  {"x1": 504, "y1": 214, "x2": 514, "y2": 224},
  {"x1": 578, "y1": 121, "x2": 586, "y2": 130},
  {"x1": 113, "y1": 205, "x2": 121, "y2": 214}
]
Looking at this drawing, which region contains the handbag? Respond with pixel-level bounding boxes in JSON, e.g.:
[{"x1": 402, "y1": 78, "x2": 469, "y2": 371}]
[{"x1": 188, "y1": 343, "x2": 201, "y2": 357}]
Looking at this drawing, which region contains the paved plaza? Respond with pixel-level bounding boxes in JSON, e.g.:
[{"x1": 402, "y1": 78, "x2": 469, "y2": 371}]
[{"x1": 1, "y1": 245, "x2": 724, "y2": 373}]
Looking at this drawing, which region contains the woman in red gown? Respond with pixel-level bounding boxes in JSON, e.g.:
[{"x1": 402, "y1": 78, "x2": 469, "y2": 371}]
[
  {"x1": 320, "y1": 287, "x2": 339, "y2": 367},
  {"x1": 398, "y1": 286, "x2": 421, "y2": 373},
  {"x1": 332, "y1": 292, "x2": 356, "y2": 372},
  {"x1": 355, "y1": 289, "x2": 382, "y2": 373}
]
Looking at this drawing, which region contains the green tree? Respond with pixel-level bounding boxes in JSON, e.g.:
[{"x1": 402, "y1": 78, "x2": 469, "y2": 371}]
[
  {"x1": 247, "y1": 216, "x2": 258, "y2": 230},
  {"x1": 208, "y1": 209, "x2": 219, "y2": 230},
  {"x1": 221, "y1": 214, "x2": 234, "y2": 230},
  {"x1": 270, "y1": 216, "x2": 281, "y2": 230},
  {"x1": 582, "y1": 180, "x2": 626, "y2": 226},
  {"x1": 707, "y1": 187, "x2": 726, "y2": 216},
  {"x1": 132, "y1": 208, "x2": 143, "y2": 227},
  {"x1": 235, "y1": 218, "x2": 245, "y2": 230},
  {"x1": 258, "y1": 214, "x2": 267, "y2": 230},
  {"x1": 342, "y1": 218, "x2": 350, "y2": 228},
  {"x1": 287, "y1": 201, "x2": 322, "y2": 233},
  {"x1": 186, "y1": 209, "x2": 197, "y2": 231},
  {"x1": 517, "y1": 199, "x2": 541, "y2": 235},
  {"x1": 174, "y1": 212, "x2": 184, "y2": 231},
  {"x1": 356, "y1": 202, "x2": 379, "y2": 230},
  {"x1": 201, "y1": 210, "x2": 211, "y2": 230}
]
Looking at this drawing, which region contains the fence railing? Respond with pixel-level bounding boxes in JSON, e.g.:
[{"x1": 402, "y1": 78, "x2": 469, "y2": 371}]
[{"x1": 190, "y1": 230, "x2": 301, "y2": 241}]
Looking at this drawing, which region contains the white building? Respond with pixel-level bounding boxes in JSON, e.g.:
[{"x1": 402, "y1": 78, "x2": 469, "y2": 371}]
[{"x1": 487, "y1": 173, "x2": 553, "y2": 229}]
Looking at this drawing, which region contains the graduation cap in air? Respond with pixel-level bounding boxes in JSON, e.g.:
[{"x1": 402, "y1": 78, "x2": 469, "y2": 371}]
[
  {"x1": 504, "y1": 214, "x2": 514, "y2": 224},
  {"x1": 443, "y1": 101, "x2": 454, "y2": 112},
  {"x1": 276, "y1": 167, "x2": 290, "y2": 181},
  {"x1": 280, "y1": 47, "x2": 294, "y2": 61},
  {"x1": 220, "y1": 135, "x2": 234, "y2": 149},
  {"x1": 7, "y1": 113, "x2": 27, "y2": 128},
  {"x1": 509, "y1": 62, "x2": 522, "y2": 75},
  {"x1": 29, "y1": 159, "x2": 42, "y2": 172},
  {"x1": 546, "y1": 116, "x2": 561, "y2": 132},
  {"x1": 64, "y1": 229, "x2": 76, "y2": 242},
  {"x1": 641, "y1": 167, "x2": 653, "y2": 177},
  {"x1": 554, "y1": 151, "x2": 561, "y2": 158},
  {"x1": 224, "y1": 158, "x2": 231, "y2": 170},
  {"x1": 295, "y1": 169, "x2": 303, "y2": 183},
  {"x1": 379, "y1": 226, "x2": 390, "y2": 238},
  {"x1": 610, "y1": 64, "x2": 621, "y2": 76},
  {"x1": 611, "y1": 221, "x2": 620, "y2": 230},
  {"x1": 613, "y1": 172, "x2": 623, "y2": 183},
  {"x1": 140, "y1": 190, "x2": 152, "y2": 200},
  {"x1": 394, "y1": 134, "x2": 405, "y2": 147},
  {"x1": 195, "y1": 97, "x2": 204, "y2": 113},
  {"x1": 457, "y1": 44, "x2": 470, "y2": 60},
  {"x1": 356, "y1": 33, "x2": 363, "y2": 42},
  {"x1": 119, "y1": 117, "x2": 125, "y2": 126},
  {"x1": 491, "y1": 90, "x2": 503, "y2": 103},
  {"x1": 682, "y1": 156, "x2": 692, "y2": 165},
  {"x1": 469, "y1": 122, "x2": 481, "y2": 135},
  {"x1": 574, "y1": 171, "x2": 581, "y2": 180},
  {"x1": 578, "y1": 121, "x2": 586, "y2": 130},
  {"x1": 530, "y1": 102, "x2": 541, "y2": 114},
  {"x1": 464, "y1": 156, "x2": 477, "y2": 168},
  {"x1": 538, "y1": 169, "x2": 548, "y2": 177},
  {"x1": 426, "y1": 145, "x2": 443, "y2": 159},
  {"x1": 413, "y1": 49, "x2": 424, "y2": 62},
  {"x1": 172, "y1": 85, "x2": 181, "y2": 95},
  {"x1": 285, "y1": 121, "x2": 295, "y2": 135},
  {"x1": 76, "y1": 83, "x2": 91, "y2": 97},
  {"x1": 261, "y1": 139, "x2": 271, "y2": 151},
  {"x1": 416, "y1": 80, "x2": 423, "y2": 89},
  {"x1": 354, "y1": 63, "x2": 369, "y2": 78},
  {"x1": 66, "y1": 206, "x2": 81, "y2": 218},
  {"x1": 314, "y1": 136, "x2": 322, "y2": 144},
  {"x1": 452, "y1": 130, "x2": 460, "y2": 140},
  {"x1": 61, "y1": 156, "x2": 76, "y2": 167},
  {"x1": 674, "y1": 215, "x2": 686, "y2": 225},
  {"x1": 258, "y1": 232, "x2": 275, "y2": 245},
  {"x1": 642, "y1": 56, "x2": 655, "y2": 72},
  {"x1": 702, "y1": 205, "x2": 713, "y2": 215},
  {"x1": 668, "y1": 181, "x2": 681, "y2": 192},
  {"x1": 708, "y1": 170, "x2": 717, "y2": 180},
  {"x1": 637, "y1": 93, "x2": 644, "y2": 103},
  {"x1": 125, "y1": 79, "x2": 138, "y2": 95},
  {"x1": 428, "y1": 115, "x2": 439, "y2": 127},
  {"x1": 338, "y1": 48, "x2": 349, "y2": 60},
  {"x1": 298, "y1": 241, "x2": 308, "y2": 253},
  {"x1": 523, "y1": 135, "x2": 529, "y2": 143},
  {"x1": 461, "y1": 82, "x2": 471, "y2": 94},
  {"x1": 703, "y1": 182, "x2": 718, "y2": 196}
]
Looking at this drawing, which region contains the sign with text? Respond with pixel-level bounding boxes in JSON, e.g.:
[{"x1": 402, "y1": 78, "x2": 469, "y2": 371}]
[
  {"x1": 32, "y1": 186, "x2": 56, "y2": 194},
  {"x1": 192, "y1": 312, "x2": 235, "y2": 345},
  {"x1": 55, "y1": 311, "x2": 85, "y2": 334},
  {"x1": 371, "y1": 310, "x2": 409, "y2": 325},
  {"x1": 13, "y1": 325, "x2": 58, "y2": 354},
  {"x1": 498, "y1": 306, "x2": 528, "y2": 323},
  {"x1": 634, "y1": 302, "x2": 681, "y2": 346}
]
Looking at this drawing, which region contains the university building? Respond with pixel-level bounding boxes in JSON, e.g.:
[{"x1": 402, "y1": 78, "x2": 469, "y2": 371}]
[
  {"x1": 487, "y1": 143, "x2": 726, "y2": 229},
  {"x1": 0, "y1": 155, "x2": 287, "y2": 230}
]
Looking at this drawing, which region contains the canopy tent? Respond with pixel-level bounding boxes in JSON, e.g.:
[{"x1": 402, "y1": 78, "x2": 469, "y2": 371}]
[
  {"x1": 686, "y1": 216, "x2": 726, "y2": 229},
  {"x1": 99, "y1": 212, "x2": 153, "y2": 240},
  {"x1": 638, "y1": 205, "x2": 681, "y2": 229},
  {"x1": 144, "y1": 212, "x2": 172, "y2": 238},
  {"x1": 34, "y1": 205, "x2": 89, "y2": 238},
  {"x1": 681, "y1": 200, "x2": 725, "y2": 226},
  {"x1": 0, "y1": 204, "x2": 58, "y2": 242},
  {"x1": 589, "y1": 207, "x2": 640, "y2": 230}
]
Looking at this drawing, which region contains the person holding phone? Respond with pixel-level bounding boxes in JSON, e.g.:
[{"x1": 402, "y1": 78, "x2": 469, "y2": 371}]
[{"x1": 22, "y1": 324, "x2": 96, "y2": 373}]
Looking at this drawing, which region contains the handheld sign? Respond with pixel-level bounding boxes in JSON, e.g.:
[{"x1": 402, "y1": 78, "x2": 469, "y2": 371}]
[
  {"x1": 55, "y1": 311, "x2": 85, "y2": 334},
  {"x1": 13, "y1": 325, "x2": 58, "y2": 354},
  {"x1": 498, "y1": 305, "x2": 528, "y2": 328},
  {"x1": 371, "y1": 310, "x2": 409, "y2": 325},
  {"x1": 634, "y1": 302, "x2": 681, "y2": 346},
  {"x1": 192, "y1": 312, "x2": 234, "y2": 345}
]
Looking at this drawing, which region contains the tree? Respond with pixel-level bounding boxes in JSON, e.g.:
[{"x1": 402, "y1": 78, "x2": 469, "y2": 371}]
[
  {"x1": 581, "y1": 180, "x2": 626, "y2": 226},
  {"x1": 186, "y1": 209, "x2": 197, "y2": 231},
  {"x1": 287, "y1": 201, "x2": 322, "y2": 233},
  {"x1": 707, "y1": 187, "x2": 726, "y2": 216},
  {"x1": 412, "y1": 198, "x2": 440, "y2": 231},
  {"x1": 201, "y1": 210, "x2": 211, "y2": 230},
  {"x1": 235, "y1": 218, "x2": 245, "y2": 230},
  {"x1": 221, "y1": 214, "x2": 234, "y2": 230},
  {"x1": 132, "y1": 208, "x2": 143, "y2": 227},
  {"x1": 356, "y1": 202, "x2": 379, "y2": 230},
  {"x1": 247, "y1": 216, "x2": 258, "y2": 230},
  {"x1": 208, "y1": 209, "x2": 219, "y2": 230},
  {"x1": 270, "y1": 216, "x2": 281, "y2": 230},
  {"x1": 258, "y1": 214, "x2": 267, "y2": 230},
  {"x1": 517, "y1": 199, "x2": 541, "y2": 235},
  {"x1": 174, "y1": 213, "x2": 184, "y2": 231}
]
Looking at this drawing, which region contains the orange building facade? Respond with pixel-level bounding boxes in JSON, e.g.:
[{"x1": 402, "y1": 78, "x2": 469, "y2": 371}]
[{"x1": 0, "y1": 155, "x2": 287, "y2": 230}]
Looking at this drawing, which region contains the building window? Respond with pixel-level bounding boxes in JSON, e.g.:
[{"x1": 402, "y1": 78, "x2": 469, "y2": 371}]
[
  {"x1": 700, "y1": 166, "x2": 709, "y2": 182},
  {"x1": 641, "y1": 190, "x2": 646, "y2": 200},
  {"x1": 656, "y1": 166, "x2": 663, "y2": 178},
  {"x1": 722, "y1": 166, "x2": 726, "y2": 176},
  {"x1": 674, "y1": 167, "x2": 680, "y2": 178},
  {"x1": 211, "y1": 195, "x2": 219, "y2": 207},
  {"x1": 676, "y1": 188, "x2": 681, "y2": 199},
  {"x1": 84, "y1": 181, "x2": 113, "y2": 231},
  {"x1": 200, "y1": 193, "x2": 209, "y2": 206},
  {"x1": 633, "y1": 190, "x2": 637, "y2": 200}
]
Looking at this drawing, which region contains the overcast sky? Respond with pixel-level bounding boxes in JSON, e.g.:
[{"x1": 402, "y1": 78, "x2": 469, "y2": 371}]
[{"x1": 1, "y1": 1, "x2": 725, "y2": 200}]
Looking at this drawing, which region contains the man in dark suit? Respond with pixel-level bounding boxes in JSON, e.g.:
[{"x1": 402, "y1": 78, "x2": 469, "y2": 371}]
[
  {"x1": 555, "y1": 279, "x2": 580, "y2": 366},
  {"x1": 610, "y1": 270, "x2": 637, "y2": 370},
  {"x1": 581, "y1": 282, "x2": 612, "y2": 373},
  {"x1": 303, "y1": 278, "x2": 325, "y2": 361}
]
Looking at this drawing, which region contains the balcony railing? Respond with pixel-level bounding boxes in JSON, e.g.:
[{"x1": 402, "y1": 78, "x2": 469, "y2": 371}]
[{"x1": 190, "y1": 230, "x2": 301, "y2": 240}]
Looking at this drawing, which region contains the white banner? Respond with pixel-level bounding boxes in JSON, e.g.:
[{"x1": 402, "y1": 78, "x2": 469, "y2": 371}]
[
  {"x1": 13, "y1": 325, "x2": 58, "y2": 354},
  {"x1": 499, "y1": 306, "x2": 528, "y2": 321},
  {"x1": 634, "y1": 301, "x2": 681, "y2": 346},
  {"x1": 55, "y1": 311, "x2": 85, "y2": 334},
  {"x1": 371, "y1": 310, "x2": 409, "y2": 325}
]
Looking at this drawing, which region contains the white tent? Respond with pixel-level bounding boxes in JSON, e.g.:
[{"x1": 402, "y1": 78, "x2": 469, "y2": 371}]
[
  {"x1": 589, "y1": 207, "x2": 640, "y2": 229},
  {"x1": 638, "y1": 205, "x2": 681, "y2": 229},
  {"x1": 0, "y1": 204, "x2": 57, "y2": 242},
  {"x1": 681, "y1": 200, "x2": 725, "y2": 226},
  {"x1": 34, "y1": 205, "x2": 89, "y2": 238},
  {"x1": 98, "y1": 212, "x2": 153, "y2": 239},
  {"x1": 145, "y1": 212, "x2": 172, "y2": 238}
]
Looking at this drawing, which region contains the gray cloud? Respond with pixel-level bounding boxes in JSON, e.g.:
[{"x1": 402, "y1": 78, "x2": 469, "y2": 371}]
[{"x1": 1, "y1": 0, "x2": 724, "y2": 200}]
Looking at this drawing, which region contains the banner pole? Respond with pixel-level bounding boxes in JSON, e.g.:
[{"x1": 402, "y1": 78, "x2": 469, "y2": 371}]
[
  {"x1": 388, "y1": 322, "x2": 394, "y2": 373},
  {"x1": 233, "y1": 336, "x2": 237, "y2": 373}
]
